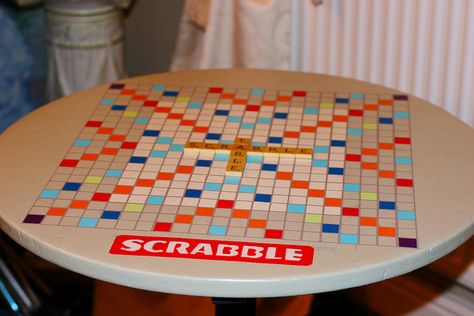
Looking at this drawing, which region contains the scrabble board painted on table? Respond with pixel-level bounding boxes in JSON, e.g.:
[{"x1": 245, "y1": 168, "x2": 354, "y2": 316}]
[{"x1": 23, "y1": 84, "x2": 417, "y2": 248}]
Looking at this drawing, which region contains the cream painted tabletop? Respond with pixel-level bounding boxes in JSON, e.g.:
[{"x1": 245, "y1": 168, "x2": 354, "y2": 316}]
[{"x1": 0, "y1": 69, "x2": 473, "y2": 297}]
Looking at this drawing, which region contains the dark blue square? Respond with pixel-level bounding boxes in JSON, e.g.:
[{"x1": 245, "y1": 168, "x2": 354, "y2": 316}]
[
  {"x1": 185, "y1": 189, "x2": 202, "y2": 198},
  {"x1": 163, "y1": 91, "x2": 178, "y2": 97},
  {"x1": 143, "y1": 130, "x2": 160, "y2": 137},
  {"x1": 335, "y1": 98, "x2": 349, "y2": 103},
  {"x1": 262, "y1": 164, "x2": 277, "y2": 171},
  {"x1": 328, "y1": 167, "x2": 344, "y2": 175},
  {"x1": 274, "y1": 112, "x2": 288, "y2": 119},
  {"x1": 111, "y1": 105, "x2": 126, "y2": 111},
  {"x1": 215, "y1": 110, "x2": 229, "y2": 116},
  {"x1": 206, "y1": 133, "x2": 221, "y2": 140},
  {"x1": 196, "y1": 160, "x2": 212, "y2": 167},
  {"x1": 331, "y1": 140, "x2": 346, "y2": 147},
  {"x1": 379, "y1": 117, "x2": 393, "y2": 124},
  {"x1": 101, "y1": 211, "x2": 120, "y2": 220},
  {"x1": 129, "y1": 156, "x2": 147, "y2": 164},
  {"x1": 379, "y1": 201, "x2": 396, "y2": 210},
  {"x1": 322, "y1": 224, "x2": 339, "y2": 233},
  {"x1": 255, "y1": 194, "x2": 272, "y2": 202},
  {"x1": 268, "y1": 136, "x2": 283, "y2": 144},
  {"x1": 62, "y1": 182, "x2": 81, "y2": 191}
]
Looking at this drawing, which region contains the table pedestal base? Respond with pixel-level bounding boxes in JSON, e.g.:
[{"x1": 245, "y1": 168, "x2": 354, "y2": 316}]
[{"x1": 212, "y1": 297, "x2": 256, "y2": 316}]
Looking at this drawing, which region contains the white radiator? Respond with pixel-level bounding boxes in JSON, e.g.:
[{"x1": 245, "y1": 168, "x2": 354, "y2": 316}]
[{"x1": 291, "y1": 0, "x2": 474, "y2": 127}]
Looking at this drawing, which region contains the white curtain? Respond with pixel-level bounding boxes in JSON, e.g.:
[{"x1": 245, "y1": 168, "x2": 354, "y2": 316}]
[{"x1": 171, "y1": 0, "x2": 474, "y2": 128}]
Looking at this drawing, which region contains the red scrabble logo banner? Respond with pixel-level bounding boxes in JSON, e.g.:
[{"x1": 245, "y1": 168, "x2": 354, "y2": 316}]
[{"x1": 110, "y1": 235, "x2": 314, "y2": 266}]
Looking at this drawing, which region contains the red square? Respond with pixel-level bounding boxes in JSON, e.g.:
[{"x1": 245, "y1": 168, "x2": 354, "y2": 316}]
[
  {"x1": 85, "y1": 121, "x2": 102, "y2": 127},
  {"x1": 395, "y1": 137, "x2": 411, "y2": 144},
  {"x1": 342, "y1": 207, "x2": 359, "y2": 216},
  {"x1": 396, "y1": 179, "x2": 413, "y2": 187},
  {"x1": 60, "y1": 159, "x2": 79, "y2": 167},
  {"x1": 265, "y1": 229, "x2": 283, "y2": 239},
  {"x1": 121, "y1": 142, "x2": 138, "y2": 149},
  {"x1": 346, "y1": 154, "x2": 361, "y2": 162},
  {"x1": 143, "y1": 100, "x2": 158, "y2": 107},
  {"x1": 292, "y1": 91, "x2": 307, "y2": 97},
  {"x1": 154, "y1": 222, "x2": 172, "y2": 232},
  {"x1": 92, "y1": 193, "x2": 111, "y2": 202},
  {"x1": 349, "y1": 109, "x2": 363, "y2": 116},
  {"x1": 246, "y1": 105, "x2": 260, "y2": 111},
  {"x1": 216, "y1": 200, "x2": 234, "y2": 209},
  {"x1": 209, "y1": 87, "x2": 223, "y2": 93}
]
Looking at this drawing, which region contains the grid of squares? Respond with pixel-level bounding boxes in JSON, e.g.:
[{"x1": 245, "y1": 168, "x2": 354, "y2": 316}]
[{"x1": 23, "y1": 84, "x2": 417, "y2": 248}]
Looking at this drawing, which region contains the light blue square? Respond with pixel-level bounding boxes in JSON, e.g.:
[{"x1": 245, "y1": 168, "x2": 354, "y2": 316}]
[
  {"x1": 153, "y1": 85, "x2": 166, "y2": 91},
  {"x1": 135, "y1": 117, "x2": 149, "y2": 124},
  {"x1": 204, "y1": 183, "x2": 222, "y2": 191},
  {"x1": 251, "y1": 141, "x2": 265, "y2": 146},
  {"x1": 188, "y1": 102, "x2": 202, "y2": 109},
  {"x1": 396, "y1": 157, "x2": 412, "y2": 165},
  {"x1": 312, "y1": 159, "x2": 328, "y2": 167},
  {"x1": 257, "y1": 118, "x2": 271, "y2": 124},
  {"x1": 340, "y1": 234, "x2": 359, "y2": 244},
  {"x1": 40, "y1": 190, "x2": 59, "y2": 199},
  {"x1": 100, "y1": 99, "x2": 115, "y2": 105},
  {"x1": 151, "y1": 150, "x2": 167, "y2": 158},
  {"x1": 288, "y1": 204, "x2": 305, "y2": 213},
  {"x1": 304, "y1": 107, "x2": 318, "y2": 115},
  {"x1": 348, "y1": 128, "x2": 362, "y2": 136},
  {"x1": 350, "y1": 93, "x2": 364, "y2": 99},
  {"x1": 239, "y1": 185, "x2": 256, "y2": 193},
  {"x1": 170, "y1": 144, "x2": 184, "y2": 152},
  {"x1": 215, "y1": 153, "x2": 229, "y2": 161},
  {"x1": 247, "y1": 155, "x2": 263, "y2": 163},
  {"x1": 209, "y1": 225, "x2": 227, "y2": 235},
  {"x1": 227, "y1": 116, "x2": 241, "y2": 123},
  {"x1": 251, "y1": 89, "x2": 265, "y2": 95},
  {"x1": 224, "y1": 176, "x2": 241, "y2": 184},
  {"x1": 241, "y1": 123, "x2": 255, "y2": 129},
  {"x1": 106, "y1": 169, "x2": 122, "y2": 177},
  {"x1": 395, "y1": 111, "x2": 409, "y2": 119},
  {"x1": 147, "y1": 196, "x2": 164, "y2": 205},
  {"x1": 398, "y1": 211, "x2": 416, "y2": 220},
  {"x1": 314, "y1": 146, "x2": 329, "y2": 153},
  {"x1": 221, "y1": 140, "x2": 233, "y2": 144},
  {"x1": 79, "y1": 218, "x2": 98, "y2": 227},
  {"x1": 156, "y1": 137, "x2": 173, "y2": 144},
  {"x1": 344, "y1": 183, "x2": 360, "y2": 192},
  {"x1": 73, "y1": 139, "x2": 91, "y2": 147}
]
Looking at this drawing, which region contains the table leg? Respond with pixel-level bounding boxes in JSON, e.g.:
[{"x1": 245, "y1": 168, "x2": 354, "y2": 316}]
[{"x1": 212, "y1": 297, "x2": 256, "y2": 316}]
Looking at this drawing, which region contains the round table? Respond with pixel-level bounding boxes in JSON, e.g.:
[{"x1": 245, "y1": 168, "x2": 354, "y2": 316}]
[{"x1": 0, "y1": 69, "x2": 473, "y2": 301}]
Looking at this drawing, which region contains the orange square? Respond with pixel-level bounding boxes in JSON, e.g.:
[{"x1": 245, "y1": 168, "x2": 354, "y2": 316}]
[
  {"x1": 101, "y1": 148, "x2": 118, "y2": 155},
  {"x1": 157, "y1": 172, "x2": 174, "y2": 180},
  {"x1": 114, "y1": 185, "x2": 133, "y2": 194},
  {"x1": 109, "y1": 134, "x2": 126, "y2": 142},
  {"x1": 324, "y1": 198, "x2": 342, "y2": 207},
  {"x1": 318, "y1": 121, "x2": 332, "y2": 127},
  {"x1": 232, "y1": 209, "x2": 249, "y2": 218},
  {"x1": 249, "y1": 219, "x2": 266, "y2": 228},
  {"x1": 379, "y1": 99, "x2": 393, "y2": 105},
  {"x1": 276, "y1": 171, "x2": 292, "y2": 180},
  {"x1": 97, "y1": 127, "x2": 114, "y2": 134},
  {"x1": 333, "y1": 115, "x2": 348, "y2": 122},
  {"x1": 196, "y1": 207, "x2": 214, "y2": 216},
  {"x1": 175, "y1": 215, "x2": 193, "y2": 224},
  {"x1": 136, "y1": 179, "x2": 155, "y2": 187},
  {"x1": 261, "y1": 100, "x2": 276, "y2": 106},
  {"x1": 379, "y1": 143, "x2": 394, "y2": 150},
  {"x1": 300, "y1": 126, "x2": 317, "y2": 133},
  {"x1": 155, "y1": 107, "x2": 171, "y2": 113},
  {"x1": 48, "y1": 207, "x2": 67, "y2": 216},
  {"x1": 233, "y1": 99, "x2": 247, "y2": 104},
  {"x1": 120, "y1": 89, "x2": 135, "y2": 95},
  {"x1": 168, "y1": 113, "x2": 183, "y2": 119},
  {"x1": 70, "y1": 200, "x2": 89, "y2": 209},
  {"x1": 308, "y1": 189, "x2": 325, "y2": 198},
  {"x1": 176, "y1": 165, "x2": 194, "y2": 174},
  {"x1": 362, "y1": 162, "x2": 378, "y2": 170},
  {"x1": 193, "y1": 126, "x2": 209, "y2": 133},
  {"x1": 277, "y1": 95, "x2": 291, "y2": 102},
  {"x1": 364, "y1": 104, "x2": 378, "y2": 111},
  {"x1": 81, "y1": 153, "x2": 98, "y2": 161},
  {"x1": 378, "y1": 227, "x2": 396, "y2": 236},
  {"x1": 362, "y1": 148, "x2": 378, "y2": 155},
  {"x1": 180, "y1": 120, "x2": 196, "y2": 126},
  {"x1": 360, "y1": 217, "x2": 377, "y2": 226},
  {"x1": 221, "y1": 93, "x2": 234, "y2": 99},
  {"x1": 291, "y1": 181, "x2": 309, "y2": 189},
  {"x1": 379, "y1": 170, "x2": 395, "y2": 178},
  {"x1": 132, "y1": 95, "x2": 147, "y2": 100},
  {"x1": 284, "y1": 131, "x2": 299, "y2": 138}
]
